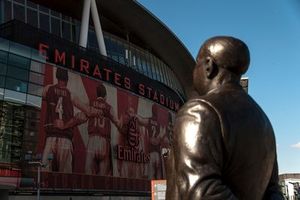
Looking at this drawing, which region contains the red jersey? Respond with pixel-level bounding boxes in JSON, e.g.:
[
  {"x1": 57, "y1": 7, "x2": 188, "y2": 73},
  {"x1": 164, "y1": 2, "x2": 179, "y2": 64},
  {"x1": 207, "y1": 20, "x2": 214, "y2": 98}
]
[
  {"x1": 87, "y1": 98, "x2": 112, "y2": 139},
  {"x1": 148, "y1": 118, "x2": 160, "y2": 153},
  {"x1": 44, "y1": 84, "x2": 74, "y2": 139},
  {"x1": 119, "y1": 114, "x2": 140, "y2": 148}
]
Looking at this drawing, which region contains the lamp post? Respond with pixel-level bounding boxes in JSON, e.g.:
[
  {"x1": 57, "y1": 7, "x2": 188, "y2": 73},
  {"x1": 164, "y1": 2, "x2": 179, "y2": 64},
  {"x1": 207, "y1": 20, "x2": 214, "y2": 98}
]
[
  {"x1": 25, "y1": 153, "x2": 52, "y2": 200},
  {"x1": 27, "y1": 161, "x2": 45, "y2": 200}
]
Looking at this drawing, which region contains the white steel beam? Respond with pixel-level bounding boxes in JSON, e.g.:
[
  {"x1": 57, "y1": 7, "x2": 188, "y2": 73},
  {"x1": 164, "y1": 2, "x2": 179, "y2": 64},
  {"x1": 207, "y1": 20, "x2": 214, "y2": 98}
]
[
  {"x1": 79, "y1": 0, "x2": 91, "y2": 48},
  {"x1": 91, "y1": 0, "x2": 107, "y2": 56}
]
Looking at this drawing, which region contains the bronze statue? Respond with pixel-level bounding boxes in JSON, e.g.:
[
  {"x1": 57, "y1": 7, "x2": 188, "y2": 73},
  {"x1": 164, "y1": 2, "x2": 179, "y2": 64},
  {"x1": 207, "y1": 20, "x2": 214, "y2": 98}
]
[{"x1": 166, "y1": 36, "x2": 284, "y2": 200}]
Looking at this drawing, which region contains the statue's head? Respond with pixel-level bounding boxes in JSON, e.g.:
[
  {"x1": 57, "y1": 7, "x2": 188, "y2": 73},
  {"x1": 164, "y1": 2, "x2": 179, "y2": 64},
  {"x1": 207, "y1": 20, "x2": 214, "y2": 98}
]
[{"x1": 193, "y1": 36, "x2": 250, "y2": 95}]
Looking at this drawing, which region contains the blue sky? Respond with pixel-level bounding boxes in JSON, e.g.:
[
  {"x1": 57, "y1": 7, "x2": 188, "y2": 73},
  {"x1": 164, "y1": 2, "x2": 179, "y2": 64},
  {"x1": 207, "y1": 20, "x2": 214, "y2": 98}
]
[{"x1": 138, "y1": 0, "x2": 300, "y2": 174}]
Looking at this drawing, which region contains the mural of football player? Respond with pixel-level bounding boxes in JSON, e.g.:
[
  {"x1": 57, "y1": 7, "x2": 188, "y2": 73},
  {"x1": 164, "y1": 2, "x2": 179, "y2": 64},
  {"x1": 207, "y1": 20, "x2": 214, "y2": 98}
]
[
  {"x1": 117, "y1": 103, "x2": 150, "y2": 178},
  {"x1": 61, "y1": 83, "x2": 120, "y2": 176},
  {"x1": 160, "y1": 112, "x2": 174, "y2": 178},
  {"x1": 42, "y1": 68, "x2": 91, "y2": 173},
  {"x1": 85, "y1": 84, "x2": 120, "y2": 176},
  {"x1": 147, "y1": 104, "x2": 165, "y2": 180},
  {"x1": 117, "y1": 106, "x2": 136, "y2": 178}
]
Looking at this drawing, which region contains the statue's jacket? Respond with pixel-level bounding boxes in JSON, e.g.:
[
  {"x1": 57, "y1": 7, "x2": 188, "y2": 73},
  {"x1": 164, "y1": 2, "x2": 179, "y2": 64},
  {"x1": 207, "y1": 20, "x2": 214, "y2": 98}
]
[{"x1": 166, "y1": 83, "x2": 283, "y2": 200}]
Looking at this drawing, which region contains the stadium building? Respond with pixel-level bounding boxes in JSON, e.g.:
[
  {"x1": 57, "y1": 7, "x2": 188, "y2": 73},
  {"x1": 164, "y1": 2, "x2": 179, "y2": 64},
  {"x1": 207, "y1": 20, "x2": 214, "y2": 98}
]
[{"x1": 0, "y1": 0, "x2": 195, "y2": 199}]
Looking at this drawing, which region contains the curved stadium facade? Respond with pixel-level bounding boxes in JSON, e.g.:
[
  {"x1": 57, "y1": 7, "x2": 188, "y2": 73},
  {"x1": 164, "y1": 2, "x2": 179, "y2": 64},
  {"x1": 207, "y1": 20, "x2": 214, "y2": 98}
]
[{"x1": 0, "y1": 0, "x2": 195, "y2": 199}]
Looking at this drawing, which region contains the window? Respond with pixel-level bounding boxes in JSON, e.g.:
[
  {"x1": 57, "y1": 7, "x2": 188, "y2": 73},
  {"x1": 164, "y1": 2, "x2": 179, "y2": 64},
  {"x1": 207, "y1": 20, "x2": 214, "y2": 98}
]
[
  {"x1": 26, "y1": 94, "x2": 42, "y2": 108},
  {"x1": 62, "y1": 15, "x2": 71, "y2": 21},
  {"x1": 5, "y1": 77, "x2": 27, "y2": 93},
  {"x1": 0, "y1": 88, "x2": 4, "y2": 99},
  {"x1": 27, "y1": 8, "x2": 38, "y2": 27},
  {"x1": 39, "y1": 5, "x2": 49, "y2": 13},
  {"x1": 72, "y1": 23, "x2": 80, "y2": 43},
  {"x1": 4, "y1": 1, "x2": 12, "y2": 23},
  {"x1": 51, "y1": 17, "x2": 60, "y2": 36},
  {"x1": 0, "y1": 51, "x2": 7, "y2": 63},
  {"x1": 6, "y1": 66, "x2": 28, "y2": 82},
  {"x1": 4, "y1": 89, "x2": 26, "y2": 103},
  {"x1": 0, "y1": 55, "x2": 7, "y2": 72},
  {"x1": 14, "y1": 0, "x2": 25, "y2": 4},
  {"x1": 62, "y1": 21, "x2": 71, "y2": 41},
  {"x1": 50, "y1": 10, "x2": 60, "y2": 18},
  {"x1": 28, "y1": 83, "x2": 42, "y2": 96},
  {"x1": 30, "y1": 61, "x2": 45, "y2": 74},
  {"x1": 13, "y1": 3, "x2": 25, "y2": 22},
  {"x1": 88, "y1": 30, "x2": 97, "y2": 49},
  {"x1": 148, "y1": 55, "x2": 156, "y2": 80},
  {"x1": 0, "y1": 76, "x2": 5, "y2": 88},
  {"x1": 8, "y1": 54, "x2": 30, "y2": 69},
  {"x1": 156, "y1": 59, "x2": 163, "y2": 82},
  {"x1": 39, "y1": 13, "x2": 49, "y2": 32},
  {"x1": 29, "y1": 72, "x2": 44, "y2": 85},
  {"x1": 27, "y1": 1, "x2": 37, "y2": 9},
  {"x1": 136, "y1": 51, "x2": 142, "y2": 72},
  {"x1": 141, "y1": 53, "x2": 148, "y2": 76},
  {"x1": 9, "y1": 42, "x2": 31, "y2": 58},
  {"x1": 160, "y1": 62, "x2": 168, "y2": 85}
]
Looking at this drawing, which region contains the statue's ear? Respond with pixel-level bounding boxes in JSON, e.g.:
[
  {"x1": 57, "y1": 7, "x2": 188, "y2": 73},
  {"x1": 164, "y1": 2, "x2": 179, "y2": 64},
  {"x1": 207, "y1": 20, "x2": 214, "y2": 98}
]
[{"x1": 205, "y1": 57, "x2": 216, "y2": 79}]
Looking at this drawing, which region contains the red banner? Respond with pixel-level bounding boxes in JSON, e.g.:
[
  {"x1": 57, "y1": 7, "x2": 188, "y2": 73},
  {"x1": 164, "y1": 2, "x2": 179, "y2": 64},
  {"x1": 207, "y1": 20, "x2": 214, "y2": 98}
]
[{"x1": 34, "y1": 64, "x2": 174, "y2": 191}]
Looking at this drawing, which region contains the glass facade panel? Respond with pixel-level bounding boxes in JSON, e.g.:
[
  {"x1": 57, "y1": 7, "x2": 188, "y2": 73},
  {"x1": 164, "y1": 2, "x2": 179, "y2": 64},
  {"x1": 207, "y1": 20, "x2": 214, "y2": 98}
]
[
  {"x1": 28, "y1": 83, "x2": 42, "y2": 96},
  {"x1": 88, "y1": 29, "x2": 97, "y2": 49},
  {"x1": 14, "y1": 0, "x2": 25, "y2": 4},
  {"x1": 13, "y1": 3, "x2": 25, "y2": 22},
  {"x1": 0, "y1": 88, "x2": 4, "y2": 99},
  {"x1": 39, "y1": 13, "x2": 49, "y2": 32},
  {"x1": 0, "y1": 38, "x2": 9, "y2": 52},
  {"x1": 9, "y1": 42, "x2": 31, "y2": 58},
  {"x1": 4, "y1": 89, "x2": 26, "y2": 103},
  {"x1": 4, "y1": 1, "x2": 12, "y2": 23},
  {"x1": 50, "y1": 10, "x2": 60, "y2": 18},
  {"x1": 31, "y1": 49, "x2": 45, "y2": 63},
  {"x1": 8, "y1": 53, "x2": 30, "y2": 69},
  {"x1": 27, "y1": 1, "x2": 37, "y2": 9},
  {"x1": 29, "y1": 71, "x2": 44, "y2": 85},
  {"x1": 0, "y1": 63, "x2": 7, "y2": 75},
  {"x1": 39, "y1": 5, "x2": 49, "y2": 13},
  {"x1": 62, "y1": 21, "x2": 71, "y2": 41},
  {"x1": 26, "y1": 94, "x2": 41, "y2": 107},
  {"x1": 51, "y1": 17, "x2": 60, "y2": 36},
  {"x1": 0, "y1": 75, "x2": 5, "y2": 87},
  {"x1": 71, "y1": 24, "x2": 77, "y2": 43},
  {"x1": 30, "y1": 61, "x2": 45, "y2": 74},
  {"x1": 27, "y1": 8, "x2": 37, "y2": 27},
  {"x1": 7, "y1": 66, "x2": 28, "y2": 81},
  {"x1": 5, "y1": 77, "x2": 27, "y2": 93}
]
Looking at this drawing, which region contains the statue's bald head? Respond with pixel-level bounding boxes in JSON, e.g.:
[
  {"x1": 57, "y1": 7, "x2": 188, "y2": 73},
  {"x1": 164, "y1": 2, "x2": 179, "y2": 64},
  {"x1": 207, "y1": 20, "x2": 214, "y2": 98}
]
[{"x1": 197, "y1": 36, "x2": 250, "y2": 75}]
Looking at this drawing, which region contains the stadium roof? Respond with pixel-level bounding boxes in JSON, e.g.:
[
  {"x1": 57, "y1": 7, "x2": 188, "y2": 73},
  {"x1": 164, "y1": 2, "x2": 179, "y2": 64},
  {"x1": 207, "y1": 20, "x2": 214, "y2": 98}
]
[{"x1": 31, "y1": 0, "x2": 196, "y2": 96}]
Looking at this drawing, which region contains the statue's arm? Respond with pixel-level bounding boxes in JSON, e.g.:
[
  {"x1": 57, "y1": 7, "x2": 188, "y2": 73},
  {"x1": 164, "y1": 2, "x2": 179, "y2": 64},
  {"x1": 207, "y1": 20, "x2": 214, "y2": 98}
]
[
  {"x1": 166, "y1": 100, "x2": 236, "y2": 200},
  {"x1": 263, "y1": 157, "x2": 285, "y2": 200}
]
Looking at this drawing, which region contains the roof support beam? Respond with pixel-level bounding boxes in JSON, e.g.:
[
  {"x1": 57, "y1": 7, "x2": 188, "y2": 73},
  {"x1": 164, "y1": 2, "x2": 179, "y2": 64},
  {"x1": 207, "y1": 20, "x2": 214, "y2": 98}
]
[{"x1": 79, "y1": 0, "x2": 107, "y2": 56}]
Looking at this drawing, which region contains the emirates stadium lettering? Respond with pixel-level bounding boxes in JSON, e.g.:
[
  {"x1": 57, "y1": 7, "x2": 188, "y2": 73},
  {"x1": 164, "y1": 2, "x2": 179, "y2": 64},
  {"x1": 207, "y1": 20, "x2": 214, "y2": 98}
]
[
  {"x1": 115, "y1": 117, "x2": 150, "y2": 163},
  {"x1": 116, "y1": 146, "x2": 150, "y2": 163},
  {"x1": 39, "y1": 43, "x2": 181, "y2": 111}
]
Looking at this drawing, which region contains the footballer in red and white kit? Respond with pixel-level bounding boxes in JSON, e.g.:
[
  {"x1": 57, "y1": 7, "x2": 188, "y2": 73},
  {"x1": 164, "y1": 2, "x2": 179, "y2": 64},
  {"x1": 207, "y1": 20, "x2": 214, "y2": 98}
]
[
  {"x1": 85, "y1": 84, "x2": 119, "y2": 176},
  {"x1": 42, "y1": 68, "x2": 90, "y2": 173},
  {"x1": 117, "y1": 107, "x2": 136, "y2": 178},
  {"x1": 160, "y1": 112, "x2": 173, "y2": 178},
  {"x1": 147, "y1": 105, "x2": 164, "y2": 179}
]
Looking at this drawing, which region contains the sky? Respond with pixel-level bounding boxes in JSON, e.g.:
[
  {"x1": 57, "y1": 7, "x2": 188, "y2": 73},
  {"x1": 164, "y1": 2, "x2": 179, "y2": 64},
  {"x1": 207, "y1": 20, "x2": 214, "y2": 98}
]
[{"x1": 137, "y1": 0, "x2": 300, "y2": 174}]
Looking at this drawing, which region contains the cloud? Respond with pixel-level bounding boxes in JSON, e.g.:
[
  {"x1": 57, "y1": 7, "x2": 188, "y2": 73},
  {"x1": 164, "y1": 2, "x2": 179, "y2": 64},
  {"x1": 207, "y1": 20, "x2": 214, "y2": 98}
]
[{"x1": 291, "y1": 142, "x2": 300, "y2": 149}]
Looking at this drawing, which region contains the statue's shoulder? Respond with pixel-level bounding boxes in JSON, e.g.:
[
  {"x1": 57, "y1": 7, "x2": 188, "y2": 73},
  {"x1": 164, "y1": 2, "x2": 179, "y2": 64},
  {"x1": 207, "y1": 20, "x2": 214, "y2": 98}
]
[{"x1": 177, "y1": 97, "x2": 220, "y2": 123}]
